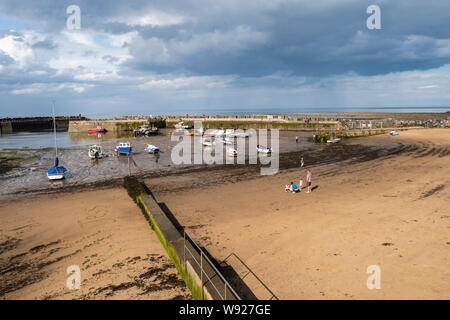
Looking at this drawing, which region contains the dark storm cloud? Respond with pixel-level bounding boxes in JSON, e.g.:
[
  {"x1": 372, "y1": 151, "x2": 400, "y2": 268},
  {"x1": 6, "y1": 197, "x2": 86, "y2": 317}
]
[{"x1": 1, "y1": 0, "x2": 450, "y2": 77}]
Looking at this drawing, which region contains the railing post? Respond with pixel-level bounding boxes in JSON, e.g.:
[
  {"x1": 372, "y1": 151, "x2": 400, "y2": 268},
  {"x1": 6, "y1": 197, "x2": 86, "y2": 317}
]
[
  {"x1": 224, "y1": 282, "x2": 227, "y2": 300},
  {"x1": 200, "y1": 251, "x2": 204, "y2": 300},
  {"x1": 183, "y1": 230, "x2": 186, "y2": 269}
]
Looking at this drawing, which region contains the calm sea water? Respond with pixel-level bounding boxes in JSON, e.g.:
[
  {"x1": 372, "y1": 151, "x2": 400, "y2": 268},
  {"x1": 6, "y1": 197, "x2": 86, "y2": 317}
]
[{"x1": 0, "y1": 130, "x2": 135, "y2": 150}]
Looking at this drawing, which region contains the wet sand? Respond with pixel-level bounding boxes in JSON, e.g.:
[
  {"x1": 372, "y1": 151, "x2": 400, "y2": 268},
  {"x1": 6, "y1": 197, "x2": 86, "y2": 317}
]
[
  {"x1": 152, "y1": 129, "x2": 450, "y2": 299},
  {"x1": 0, "y1": 188, "x2": 191, "y2": 300}
]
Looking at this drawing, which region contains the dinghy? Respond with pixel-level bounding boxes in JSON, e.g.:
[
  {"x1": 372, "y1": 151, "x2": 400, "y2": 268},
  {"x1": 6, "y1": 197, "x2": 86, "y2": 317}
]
[
  {"x1": 256, "y1": 144, "x2": 272, "y2": 153},
  {"x1": 390, "y1": 131, "x2": 399, "y2": 136},
  {"x1": 144, "y1": 144, "x2": 160, "y2": 154}
]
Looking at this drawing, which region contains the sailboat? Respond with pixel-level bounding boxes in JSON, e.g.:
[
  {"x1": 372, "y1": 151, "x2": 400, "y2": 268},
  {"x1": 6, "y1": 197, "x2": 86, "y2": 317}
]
[{"x1": 47, "y1": 101, "x2": 68, "y2": 180}]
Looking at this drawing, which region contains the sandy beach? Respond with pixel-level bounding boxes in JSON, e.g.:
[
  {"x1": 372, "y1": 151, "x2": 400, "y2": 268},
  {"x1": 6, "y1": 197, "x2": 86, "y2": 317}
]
[
  {"x1": 0, "y1": 188, "x2": 191, "y2": 300},
  {"x1": 149, "y1": 129, "x2": 450, "y2": 299},
  {"x1": 1, "y1": 128, "x2": 448, "y2": 300}
]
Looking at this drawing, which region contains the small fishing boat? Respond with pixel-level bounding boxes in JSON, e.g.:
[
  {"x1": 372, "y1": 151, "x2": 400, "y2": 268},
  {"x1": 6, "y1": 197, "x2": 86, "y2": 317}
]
[
  {"x1": 256, "y1": 144, "x2": 272, "y2": 153},
  {"x1": 174, "y1": 121, "x2": 193, "y2": 129},
  {"x1": 88, "y1": 145, "x2": 104, "y2": 159},
  {"x1": 326, "y1": 138, "x2": 341, "y2": 143},
  {"x1": 88, "y1": 126, "x2": 106, "y2": 134},
  {"x1": 226, "y1": 147, "x2": 237, "y2": 157},
  {"x1": 144, "y1": 144, "x2": 160, "y2": 154},
  {"x1": 202, "y1": 137, "x2": 214, "y2": 146},
  {"x1": 47, "y1": 101, "x2": 67, "y2": 180},
  {"x1": 390, "y1": 130, "x2": 399, "y2": 136},
  {"x1": 145, "y1": 128, "x2": 158, "y2": 135},
  {"x1": 115, "y1": 142, "x2": 132, "y2": 155},
  {"x1": 134, "y1": 126, "x2": 158, "y2": 136}
]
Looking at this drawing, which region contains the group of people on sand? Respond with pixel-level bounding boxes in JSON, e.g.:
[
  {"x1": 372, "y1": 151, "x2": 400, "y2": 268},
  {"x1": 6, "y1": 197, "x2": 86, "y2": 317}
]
[{"x1": 285, "y1": 169, "x2": 312, "y2": 194}]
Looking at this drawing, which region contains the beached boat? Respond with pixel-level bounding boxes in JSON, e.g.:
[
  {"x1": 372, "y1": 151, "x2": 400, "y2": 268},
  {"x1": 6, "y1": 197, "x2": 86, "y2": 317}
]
[
  {"x1": 48, "y1": 157, "x2": 67, "y2": 180},
  {"x1": 134, "y1": 126, "x2": 158, "y2": 136},
  {"x1": 202, "y1": 137, "x2": 214, "y2": 146},
  {"x1": 226, "y1": 147, "x2": 237, "y2": 157},
  {"x1": 174, "y1": 121, "x2": 193, "y2": 129},
  {"x1": 47, "y1": 101, "x2": 67, "y2": 180},
  {"x1": 88, "y1": 145, "x2": 104, "y2": 159},
  {"x1": 326, "y1": 138, "x2": 341, "y2": 143},
  {"x1": 256, "y1": 144, "x2": 272, "y2": 153},
  {"x1": 88, "y1": 126, "x2": 106, "y2": 134},
  {"x1": 390, "y1": 130, "x2": 399, "y2": 136},
  {"x1": 115, "y1": 142, "x2": 132, "y2": 155},
  {"x1": 144, "y1": 144, "x2": 160, "y2": 154}
]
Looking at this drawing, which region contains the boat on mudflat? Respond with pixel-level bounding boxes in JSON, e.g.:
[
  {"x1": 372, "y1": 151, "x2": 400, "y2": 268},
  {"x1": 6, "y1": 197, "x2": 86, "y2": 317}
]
[
  {"x1": 88, "y1": 145, "x2": 105, "y2": 159},
  {"x1": 47, "y1": 101, "x2": 68, "y2": 180},
  {"x1": 115, "y1": 142, "x2": 132, "y2": 155},
  {"x1": 144, "y1": 144, "x2": 160, "y2": 154},
  {"x1": 48, "y1": 157, "x2": 67, "y2": 180},
  {"x1": 326, "y1": 138, "x2": 341, "y2": 143},
  {"x1": 226, "y1": 147, "x2": 237, "y2": 157},
  {"x1": 256, "y1": 144, "x2": 272, "y2": 153}
]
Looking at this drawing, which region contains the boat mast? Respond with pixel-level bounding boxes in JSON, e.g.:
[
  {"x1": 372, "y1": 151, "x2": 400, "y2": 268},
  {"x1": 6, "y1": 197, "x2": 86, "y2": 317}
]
[{"x1": 52, "y1": 100, "x2": 58, "y2": 158}]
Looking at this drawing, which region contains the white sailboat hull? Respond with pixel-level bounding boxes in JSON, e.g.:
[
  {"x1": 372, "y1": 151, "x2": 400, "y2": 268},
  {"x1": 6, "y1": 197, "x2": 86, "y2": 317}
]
[{"x1": 47, "y1": 173, "x2": 66, "y2": 180}]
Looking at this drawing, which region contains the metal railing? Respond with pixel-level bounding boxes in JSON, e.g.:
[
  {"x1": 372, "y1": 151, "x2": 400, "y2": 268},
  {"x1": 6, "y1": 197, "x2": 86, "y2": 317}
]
[
  {"x1": 183, "y1": 230, "x2": 241, "y2": 300},
  {"x1": 222, "y1": 253, "x2": 279, "y2": 300}
]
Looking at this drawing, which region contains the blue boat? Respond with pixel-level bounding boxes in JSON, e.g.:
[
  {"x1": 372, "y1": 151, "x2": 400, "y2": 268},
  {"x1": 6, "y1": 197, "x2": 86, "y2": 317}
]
[
  {"x1": 144, "y1": 144, "x2": 160, "y2": 154},
  {"x1": 47, "y1": 157, "x2": 67, "y2": 180},
  {"x1": 390, "y1": 131, "x2": 399, "y2": 136},
  {"x1": 115, "y1": 142, "x2": 132, "y2": 154},
  {"x1": 47, "y1": 101, "x2": 68, "y2": 181}
]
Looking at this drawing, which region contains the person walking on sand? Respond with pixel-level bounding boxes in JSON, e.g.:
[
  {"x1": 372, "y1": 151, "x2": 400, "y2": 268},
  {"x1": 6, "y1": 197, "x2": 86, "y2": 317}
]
[
  {"x1": 300, "y1": 156, "x2": 304, "y2": 168},
  {"x1": 295, "y1": 136, "x2": 298, "y2": 143},
  {"x1": 306, "y1": 169, "x2": 312, "y2": 193}
]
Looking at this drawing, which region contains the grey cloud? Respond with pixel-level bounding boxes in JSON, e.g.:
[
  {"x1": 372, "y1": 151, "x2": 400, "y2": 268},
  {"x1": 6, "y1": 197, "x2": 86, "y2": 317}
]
[
  {"x1": 0, "y1": 50, "x2": 14, "y2": 66},
  {"x1": 32, "y1": 39, "x2": 57, "y2": 49},
  {"x1": 0, "y1": 0, "x2": 450, "y2": 86}
]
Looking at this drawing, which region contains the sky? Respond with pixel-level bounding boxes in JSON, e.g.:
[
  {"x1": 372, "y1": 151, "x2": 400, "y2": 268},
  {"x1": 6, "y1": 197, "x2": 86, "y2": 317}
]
[{"x1": 0, "y1": 0, "x2": 449, "y2": 117}]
